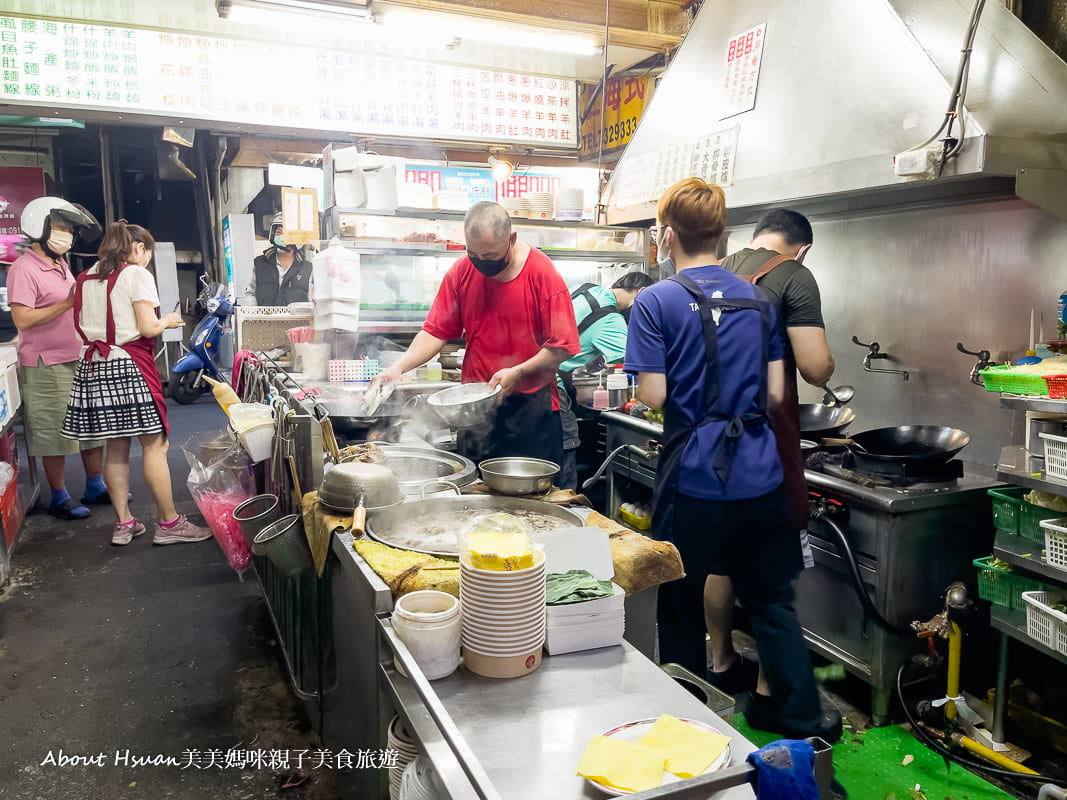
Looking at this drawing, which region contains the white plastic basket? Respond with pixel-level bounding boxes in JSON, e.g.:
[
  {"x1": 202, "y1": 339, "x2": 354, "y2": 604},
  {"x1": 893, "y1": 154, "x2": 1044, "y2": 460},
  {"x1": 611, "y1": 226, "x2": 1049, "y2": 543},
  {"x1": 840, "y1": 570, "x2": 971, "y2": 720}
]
[
  {"x1": 1021, "y1": 590, "x2": 1067, "y2": 655},
  {"x1": 1039, "y1": 432, "x2": 1067, "y2": 481},
  {"x1": 1039, "y1": 517, "x2": 1067, "y2": 573}
]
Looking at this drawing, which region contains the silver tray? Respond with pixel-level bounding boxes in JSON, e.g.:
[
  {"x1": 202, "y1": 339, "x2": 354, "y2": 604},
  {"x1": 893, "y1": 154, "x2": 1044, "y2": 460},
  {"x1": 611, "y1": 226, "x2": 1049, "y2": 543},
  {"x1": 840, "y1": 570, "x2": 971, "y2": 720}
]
[{"x1": 366, "y1": 495, "x2": 584, "y2": 557}]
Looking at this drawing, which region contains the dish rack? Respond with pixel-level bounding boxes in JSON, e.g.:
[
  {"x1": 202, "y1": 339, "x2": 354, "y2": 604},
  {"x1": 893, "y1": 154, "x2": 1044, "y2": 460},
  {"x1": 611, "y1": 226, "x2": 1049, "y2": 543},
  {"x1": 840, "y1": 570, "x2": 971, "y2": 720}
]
[{"x1": 235, "y1": 306, "x2": 315, "y2": 354}]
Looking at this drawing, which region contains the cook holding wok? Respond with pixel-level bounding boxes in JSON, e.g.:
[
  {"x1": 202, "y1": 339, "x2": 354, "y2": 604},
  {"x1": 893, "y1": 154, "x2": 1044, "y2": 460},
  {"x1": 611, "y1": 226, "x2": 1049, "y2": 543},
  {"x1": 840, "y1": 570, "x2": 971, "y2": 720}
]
[{"x1": 373, "y1": 202, "x2": 579, "y2": 465}]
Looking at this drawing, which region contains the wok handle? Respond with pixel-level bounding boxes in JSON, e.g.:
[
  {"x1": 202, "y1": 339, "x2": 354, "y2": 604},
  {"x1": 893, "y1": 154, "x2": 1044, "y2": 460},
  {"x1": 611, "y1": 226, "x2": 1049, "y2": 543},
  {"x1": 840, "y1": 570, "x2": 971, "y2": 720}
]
[
  {"x1": 820, "y1": 438, "x2": 854, "y2": 447},
  {"x1": 351, "y1": 496, "x2": 367, "y2": 537}
]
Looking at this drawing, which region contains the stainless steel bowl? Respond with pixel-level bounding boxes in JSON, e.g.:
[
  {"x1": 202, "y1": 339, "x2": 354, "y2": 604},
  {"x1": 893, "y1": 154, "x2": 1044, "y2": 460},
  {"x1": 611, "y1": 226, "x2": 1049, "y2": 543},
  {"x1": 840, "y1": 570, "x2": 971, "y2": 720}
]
[
  {"x1": 318, "y1": 461, "x2": 404, "y2": 512},
  {"x1": 426, "y1": 382, "x2": 502, "y2": 428},
  {"x1": 479, "y1": 457, "x2": 559, "y2": 495}
]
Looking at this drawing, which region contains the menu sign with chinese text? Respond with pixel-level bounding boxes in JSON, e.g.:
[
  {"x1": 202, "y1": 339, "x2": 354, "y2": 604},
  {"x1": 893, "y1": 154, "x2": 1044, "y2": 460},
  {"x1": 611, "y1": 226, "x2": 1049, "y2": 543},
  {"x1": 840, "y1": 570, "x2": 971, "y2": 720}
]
[
  {"x1": 719, "y1": 23, "x2": 766, "y2": 120},
  {"x1": 0, "y1": 14, "x2": 577, "y2": 148},
  {"x1": 690, "y1": 127, "x2": 739, "y2": 187},
  {"x1": 578, "y1": 75, "x2": 651, "y2": 162}
]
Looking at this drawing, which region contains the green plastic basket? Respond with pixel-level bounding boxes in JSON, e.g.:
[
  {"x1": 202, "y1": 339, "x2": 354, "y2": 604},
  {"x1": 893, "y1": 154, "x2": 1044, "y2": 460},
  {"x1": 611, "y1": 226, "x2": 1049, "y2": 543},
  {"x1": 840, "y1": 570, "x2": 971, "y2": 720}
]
[
  {"x1": 974, "y1": 556, "x2": 1014, "y2": 608},
  {"x1": 988, "y1": 487, "x2": 1026, "y2": 535},
  {"x1": 1022, "y1": 502, "x2": 1064, "y2": 544},
  {"x1": 978, "y1": 365, "x2": 1049, "y2": 396},
  {"x1": 1012, "y1": 574, "x2": 1055, "y2": 611}
]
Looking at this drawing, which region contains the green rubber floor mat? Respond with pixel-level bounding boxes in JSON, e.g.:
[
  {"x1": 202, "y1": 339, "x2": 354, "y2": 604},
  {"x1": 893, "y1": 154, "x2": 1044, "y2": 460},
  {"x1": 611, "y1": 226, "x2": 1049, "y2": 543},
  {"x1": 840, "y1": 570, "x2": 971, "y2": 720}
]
[{"x1": 734, "y1": 716, "x2": 1015, "y2": 800}]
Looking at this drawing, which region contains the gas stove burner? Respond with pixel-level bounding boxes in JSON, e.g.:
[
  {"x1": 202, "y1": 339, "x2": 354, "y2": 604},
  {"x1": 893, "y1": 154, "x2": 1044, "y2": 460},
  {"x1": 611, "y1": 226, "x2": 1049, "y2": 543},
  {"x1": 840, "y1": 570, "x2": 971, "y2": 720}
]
[{"x1": 810, "y1": 451, "x2": 964, "y2": 489}]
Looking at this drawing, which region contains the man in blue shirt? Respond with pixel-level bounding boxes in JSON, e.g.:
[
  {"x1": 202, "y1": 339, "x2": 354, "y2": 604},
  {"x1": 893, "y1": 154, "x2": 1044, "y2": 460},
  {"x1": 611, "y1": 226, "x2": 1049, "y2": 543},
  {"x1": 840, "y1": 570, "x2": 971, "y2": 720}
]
[
  {"x1": 626, "y1": 178, "x2": 840, "y2": 744},
  {"x1": 557, "y1": 271, "x2": 654, "y2": 489}
]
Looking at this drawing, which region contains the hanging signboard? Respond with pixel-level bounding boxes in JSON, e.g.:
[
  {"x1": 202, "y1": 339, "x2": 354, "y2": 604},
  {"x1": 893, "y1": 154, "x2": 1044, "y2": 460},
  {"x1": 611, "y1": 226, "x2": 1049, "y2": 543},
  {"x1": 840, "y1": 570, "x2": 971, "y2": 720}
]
[
  {"x1": 0, "y1": 14, "x2": 577, "y2": 148},
  {"x1": 281, "y1": 188, "x2": 320, "y2": 246},
  {"x1": 0, "y1": 166, "x2": 44, "y2": 237},
  {"x1": 578, "y1": 75, "x2": 652, "y2": 163},
  {"x1": 690, "y1": 127, "x2": 739, "y2": 187},
  {"x1": 719, "y1": 23, "x2": 766, "y2": 120}
]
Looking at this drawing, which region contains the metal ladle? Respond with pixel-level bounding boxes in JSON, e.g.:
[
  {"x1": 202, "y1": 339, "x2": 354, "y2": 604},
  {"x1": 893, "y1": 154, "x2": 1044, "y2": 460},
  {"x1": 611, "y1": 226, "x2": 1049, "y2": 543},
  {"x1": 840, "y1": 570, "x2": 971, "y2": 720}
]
[{"x1": 822, "y1": 385, "x2": 855, "y2": 407}]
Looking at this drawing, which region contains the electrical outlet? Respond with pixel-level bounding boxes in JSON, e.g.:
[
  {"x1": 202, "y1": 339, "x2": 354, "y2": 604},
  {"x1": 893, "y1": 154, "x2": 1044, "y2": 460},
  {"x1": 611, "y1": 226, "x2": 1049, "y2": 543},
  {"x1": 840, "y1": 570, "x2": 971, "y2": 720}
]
[{"x1": 894, "y1": 146, "x2": 940, "y2": 179}]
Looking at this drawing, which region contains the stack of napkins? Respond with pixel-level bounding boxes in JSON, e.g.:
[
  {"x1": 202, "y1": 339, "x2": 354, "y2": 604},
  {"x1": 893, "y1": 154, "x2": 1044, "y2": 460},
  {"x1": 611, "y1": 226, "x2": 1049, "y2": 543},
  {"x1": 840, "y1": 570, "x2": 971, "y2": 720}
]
[
  {"x1": 532, "y1": 526, "x2": 625, "y2": 655},
  {"x1": 576, "y1": 714, "x2": 731, "y2": 793}
]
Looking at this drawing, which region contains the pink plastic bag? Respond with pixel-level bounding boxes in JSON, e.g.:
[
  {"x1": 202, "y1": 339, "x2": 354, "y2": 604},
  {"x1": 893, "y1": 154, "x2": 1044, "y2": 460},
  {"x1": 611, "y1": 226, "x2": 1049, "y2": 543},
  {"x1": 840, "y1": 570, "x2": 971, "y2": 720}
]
[{"x1": 184, "y1": 436, "x2": 255, "y2": 578}]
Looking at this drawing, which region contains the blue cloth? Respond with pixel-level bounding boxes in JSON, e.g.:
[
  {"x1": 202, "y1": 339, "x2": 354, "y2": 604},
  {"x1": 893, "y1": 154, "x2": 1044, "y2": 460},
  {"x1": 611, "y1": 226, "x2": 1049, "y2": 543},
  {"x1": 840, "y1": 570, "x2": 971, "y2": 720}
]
[
  {"x1": 747, "y1": 739, "x2": 820, "y2": 800},
  {"x1": 557, "y1": 285, "x2": 628, "y2": 378},
  {"x1": 625, "y1": 264, "x2": 787, "y2": 500}
]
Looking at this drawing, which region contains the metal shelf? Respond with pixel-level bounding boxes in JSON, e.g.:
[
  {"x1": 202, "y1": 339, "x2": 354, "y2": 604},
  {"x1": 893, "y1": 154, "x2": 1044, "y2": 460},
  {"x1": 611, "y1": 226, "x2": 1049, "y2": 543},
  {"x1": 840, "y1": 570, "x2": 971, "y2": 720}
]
[
  {"x1": 993, "y1": 530, "x2": 1067, "y2": 585},
  {"x1": 996, "y1": 445, "x2": 1067, "y2": 494},
  {"x1": 990, "y1": 606, "x2": 1067, "y2": 666},
  {"x1": 328, "y1": 206, "x2": 639, "y2": 231},
  {"x1": 1000, "y1": 395, "x2": 1067, "y2": 414}
]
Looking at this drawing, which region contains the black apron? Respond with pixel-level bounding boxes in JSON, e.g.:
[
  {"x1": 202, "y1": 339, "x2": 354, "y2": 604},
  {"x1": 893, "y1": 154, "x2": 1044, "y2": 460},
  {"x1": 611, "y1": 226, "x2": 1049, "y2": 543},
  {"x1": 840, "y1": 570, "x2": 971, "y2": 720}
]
[{"x1": 651, "y1": 272, "x2": 773, "y2": 539}]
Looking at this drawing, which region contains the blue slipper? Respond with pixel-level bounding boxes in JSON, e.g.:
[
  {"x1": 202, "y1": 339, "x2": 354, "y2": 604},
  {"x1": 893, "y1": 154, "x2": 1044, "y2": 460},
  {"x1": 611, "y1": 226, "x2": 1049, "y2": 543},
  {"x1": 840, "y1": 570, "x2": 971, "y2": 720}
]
[{"x1": 48, "y1": 498, "x2": 91, "y2": 520}]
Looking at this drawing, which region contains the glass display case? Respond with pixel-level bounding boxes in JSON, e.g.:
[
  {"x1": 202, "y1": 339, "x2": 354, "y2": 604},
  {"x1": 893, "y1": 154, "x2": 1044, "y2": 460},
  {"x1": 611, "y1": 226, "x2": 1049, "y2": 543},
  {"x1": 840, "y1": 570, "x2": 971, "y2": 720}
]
[{"x1": 321, "y1": 207, "x2": 649, "y2": 333}]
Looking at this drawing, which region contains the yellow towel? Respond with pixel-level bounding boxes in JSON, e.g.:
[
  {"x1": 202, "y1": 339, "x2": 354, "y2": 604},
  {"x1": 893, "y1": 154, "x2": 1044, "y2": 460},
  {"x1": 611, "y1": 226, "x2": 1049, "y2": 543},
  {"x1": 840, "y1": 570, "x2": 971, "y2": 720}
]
[
  {"x1": 576, "y1": 735, "x2": 667, "y2": 793},
  {"x1": 639, "y1": 715, "x2": 731, "y2": 779}
]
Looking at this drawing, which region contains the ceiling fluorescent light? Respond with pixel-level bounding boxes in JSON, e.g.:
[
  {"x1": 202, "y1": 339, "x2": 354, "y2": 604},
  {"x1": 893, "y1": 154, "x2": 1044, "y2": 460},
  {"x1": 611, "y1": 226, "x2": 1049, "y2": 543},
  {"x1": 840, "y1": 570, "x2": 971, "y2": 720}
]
[
  {"x1": 381, "y1": 11, "x2": 600, "y2": 56},
  {"x1": 217, "y1": 0, "x2": 374, "y2": 22}
]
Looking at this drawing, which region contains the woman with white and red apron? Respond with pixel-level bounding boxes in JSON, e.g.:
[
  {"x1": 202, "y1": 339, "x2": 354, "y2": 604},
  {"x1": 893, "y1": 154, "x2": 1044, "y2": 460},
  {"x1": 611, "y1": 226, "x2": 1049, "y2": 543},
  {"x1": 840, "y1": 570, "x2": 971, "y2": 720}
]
[{"x1": 61, "y1": 221, "x2": 210, "y2": 548}]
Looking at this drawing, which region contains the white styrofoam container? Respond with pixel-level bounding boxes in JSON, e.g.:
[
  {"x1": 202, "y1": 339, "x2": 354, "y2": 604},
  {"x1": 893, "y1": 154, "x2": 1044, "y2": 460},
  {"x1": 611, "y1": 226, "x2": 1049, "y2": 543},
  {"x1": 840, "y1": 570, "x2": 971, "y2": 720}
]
[{"x1": 234, "y1": 421, "x2": 273, "y2": 463}]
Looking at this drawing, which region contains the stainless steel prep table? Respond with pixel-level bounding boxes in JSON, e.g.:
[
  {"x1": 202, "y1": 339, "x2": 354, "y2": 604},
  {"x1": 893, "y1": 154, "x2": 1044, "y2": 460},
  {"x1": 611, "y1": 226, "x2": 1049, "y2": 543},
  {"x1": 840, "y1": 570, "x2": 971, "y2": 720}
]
[
  {"x1": 324, "y1": 533, "x2": 759, "y2": 800},
  {"x1": 378, "y1": 616, "x2": 759, "y2": 800}
]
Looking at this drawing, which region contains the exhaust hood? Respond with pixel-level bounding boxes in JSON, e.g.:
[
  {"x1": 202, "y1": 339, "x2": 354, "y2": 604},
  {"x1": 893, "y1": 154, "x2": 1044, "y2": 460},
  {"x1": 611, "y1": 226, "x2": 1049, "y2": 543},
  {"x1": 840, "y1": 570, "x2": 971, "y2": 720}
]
[{"x1": 601, "y1": 0, "x2": 1067, "y2": 225}]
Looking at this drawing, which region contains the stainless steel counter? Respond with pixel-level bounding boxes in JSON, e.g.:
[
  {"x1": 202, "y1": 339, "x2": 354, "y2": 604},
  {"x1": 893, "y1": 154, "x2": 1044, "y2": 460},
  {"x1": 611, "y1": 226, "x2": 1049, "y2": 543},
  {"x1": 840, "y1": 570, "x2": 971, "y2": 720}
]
[
  {"x1": 804, "y1": 463, "x2": 1001, "y2": 513},
  {"x1": 378, "y1": 619, "x2": 758, "y2": 800}
]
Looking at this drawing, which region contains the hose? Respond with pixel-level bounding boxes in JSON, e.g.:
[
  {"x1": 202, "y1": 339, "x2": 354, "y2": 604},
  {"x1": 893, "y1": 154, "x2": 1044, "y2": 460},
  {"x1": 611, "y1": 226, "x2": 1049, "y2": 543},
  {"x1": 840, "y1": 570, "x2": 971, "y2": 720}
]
[
  {"x1": 896, "y1": 661, "x2": 1066, "y2": 787},
  {"x1": 810, "y1": 510, "x2": 914, "y2": 636}
]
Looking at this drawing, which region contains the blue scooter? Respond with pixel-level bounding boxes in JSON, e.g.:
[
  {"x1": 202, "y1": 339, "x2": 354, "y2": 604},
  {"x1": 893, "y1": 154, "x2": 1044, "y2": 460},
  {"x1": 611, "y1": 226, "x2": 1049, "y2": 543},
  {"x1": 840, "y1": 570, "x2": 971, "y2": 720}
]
[{"x1": 169, "y1": 275, "x2": 233, "y2": 404}]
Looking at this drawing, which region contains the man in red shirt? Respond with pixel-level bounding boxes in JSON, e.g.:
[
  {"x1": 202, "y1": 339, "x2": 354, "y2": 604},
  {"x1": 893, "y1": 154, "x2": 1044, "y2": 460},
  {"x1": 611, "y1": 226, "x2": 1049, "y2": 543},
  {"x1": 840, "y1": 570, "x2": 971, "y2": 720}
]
[{"x1": 376, "y1": 202, "x2": 579, "y2": 464}]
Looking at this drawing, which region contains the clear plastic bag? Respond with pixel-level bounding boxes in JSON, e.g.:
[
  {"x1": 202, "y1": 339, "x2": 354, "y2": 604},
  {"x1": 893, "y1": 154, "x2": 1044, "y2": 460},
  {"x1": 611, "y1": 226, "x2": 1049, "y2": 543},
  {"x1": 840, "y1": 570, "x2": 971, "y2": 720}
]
[
  {"x1": 183, "y1": 434, "x2": 255, "y2": 579},
  {"x1": 458, "y1": 513, "x2": 535, "y2": 571}
]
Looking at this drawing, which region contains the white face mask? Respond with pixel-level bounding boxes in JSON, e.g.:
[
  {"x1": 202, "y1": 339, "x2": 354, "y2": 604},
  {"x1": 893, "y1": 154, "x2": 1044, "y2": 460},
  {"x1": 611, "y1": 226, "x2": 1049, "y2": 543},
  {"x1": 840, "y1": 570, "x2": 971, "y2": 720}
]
[{"x1": 46, "y1": 229, "x2": 73, "y2": 255}]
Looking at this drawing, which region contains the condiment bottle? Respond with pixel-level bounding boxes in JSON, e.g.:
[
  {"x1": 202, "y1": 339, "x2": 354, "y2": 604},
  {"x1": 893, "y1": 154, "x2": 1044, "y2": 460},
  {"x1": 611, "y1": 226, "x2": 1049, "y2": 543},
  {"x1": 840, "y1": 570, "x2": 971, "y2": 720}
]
[
  {"x1": 426, "y1": 358, "x2": 442, "y2": 382},
  {"x1": 592, "y1": 376, "x2": 609, "y2": 410},
  {"x1": 203, "y1": 375, "x2": 241, "y2": 416}
]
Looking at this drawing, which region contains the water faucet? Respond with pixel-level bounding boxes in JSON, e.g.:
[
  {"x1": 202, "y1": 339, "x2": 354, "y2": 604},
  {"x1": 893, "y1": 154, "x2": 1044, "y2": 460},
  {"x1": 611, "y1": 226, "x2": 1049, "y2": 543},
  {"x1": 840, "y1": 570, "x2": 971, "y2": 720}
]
[
  {"x1": 956, "y1": 342, "x2": 993, "y2": 386},
  {"x1": 852, "y1": 335, "x2": 910, "y2": 381}
]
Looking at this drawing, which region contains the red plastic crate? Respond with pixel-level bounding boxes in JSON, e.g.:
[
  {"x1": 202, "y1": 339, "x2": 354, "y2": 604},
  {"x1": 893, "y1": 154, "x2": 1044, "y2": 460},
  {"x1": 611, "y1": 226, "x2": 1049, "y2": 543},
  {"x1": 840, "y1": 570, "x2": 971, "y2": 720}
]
[{"x1": 1045, "y1": 375, "x2": 1067, "y2": 399}]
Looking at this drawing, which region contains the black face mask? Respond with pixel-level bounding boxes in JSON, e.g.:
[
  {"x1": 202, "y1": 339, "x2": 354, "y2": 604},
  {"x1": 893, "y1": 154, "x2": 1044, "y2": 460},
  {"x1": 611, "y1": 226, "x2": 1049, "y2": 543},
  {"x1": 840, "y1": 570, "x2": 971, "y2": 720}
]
[{"x1": 469, "y1": 241, "x2": 512, "y2": 277}]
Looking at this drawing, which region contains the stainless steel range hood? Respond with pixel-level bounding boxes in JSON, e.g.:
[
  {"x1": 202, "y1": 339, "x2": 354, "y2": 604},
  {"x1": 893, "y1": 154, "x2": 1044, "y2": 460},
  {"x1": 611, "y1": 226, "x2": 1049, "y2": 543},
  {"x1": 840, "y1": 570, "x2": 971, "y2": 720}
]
[{"x1": 602, "y1": 0, "x2": 1067, "y2": 225}]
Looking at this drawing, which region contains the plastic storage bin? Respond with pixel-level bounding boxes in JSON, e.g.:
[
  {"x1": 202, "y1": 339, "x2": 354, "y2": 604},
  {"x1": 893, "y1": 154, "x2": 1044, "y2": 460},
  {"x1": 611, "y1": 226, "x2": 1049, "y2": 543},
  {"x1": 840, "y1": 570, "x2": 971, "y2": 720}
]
[
  {"x1": 1021, "y1": 590, "x2": 1067, "y2": 655},
  {"x1": 1038, "y1": 517, "x2": 1067, "y2": 573},
  {"x1": 973, "y1": 556, "x2": 1014, "y2": 608},
  {"x1": 235, "y1": 421, "x2": 273, "y2": 463},
  {"x1": 988, "y1": 487, "x2": 1026, "y2": 535},
  {"x1": 1040, "y1": 432, "x2": 1067, "y2": 481},
  {"x1": 979, "y1": 365, "x2": 1049, "y2": 396}
]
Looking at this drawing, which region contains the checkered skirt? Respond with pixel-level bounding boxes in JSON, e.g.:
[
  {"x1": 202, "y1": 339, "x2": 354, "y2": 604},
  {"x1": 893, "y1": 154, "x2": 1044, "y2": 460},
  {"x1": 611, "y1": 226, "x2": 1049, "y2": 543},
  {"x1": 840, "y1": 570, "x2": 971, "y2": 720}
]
[{"x1": 62, "y1": 356, "x2": 164, "y2": 440}]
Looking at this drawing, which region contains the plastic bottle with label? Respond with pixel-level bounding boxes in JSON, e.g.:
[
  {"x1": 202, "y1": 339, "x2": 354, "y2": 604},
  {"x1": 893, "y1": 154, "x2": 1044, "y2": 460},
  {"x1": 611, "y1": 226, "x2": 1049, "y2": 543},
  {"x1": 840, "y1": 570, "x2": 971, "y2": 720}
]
[{"x1": 426, "y1": 358, "x2": 442, "y2": 382}]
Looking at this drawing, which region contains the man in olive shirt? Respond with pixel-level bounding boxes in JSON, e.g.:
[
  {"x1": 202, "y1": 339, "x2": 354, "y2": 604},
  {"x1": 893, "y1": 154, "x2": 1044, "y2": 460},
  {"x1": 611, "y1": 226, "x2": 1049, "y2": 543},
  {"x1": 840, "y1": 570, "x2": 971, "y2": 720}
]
[{"x1": 703, "y1": 210, "x2": 835, "y2": 713}]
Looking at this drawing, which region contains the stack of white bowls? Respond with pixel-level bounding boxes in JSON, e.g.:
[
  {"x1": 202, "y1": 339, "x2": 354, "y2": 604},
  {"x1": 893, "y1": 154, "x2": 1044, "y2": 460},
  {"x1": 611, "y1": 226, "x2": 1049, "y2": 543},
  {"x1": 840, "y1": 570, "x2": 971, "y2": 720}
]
[
  {"x1": 400, "y1": 755, "x2": 446, "y2": 800},
  {"x1": 554, "y1": 188, "x2": 585, "y2": 220},
  {"x1": 459, "y1": 550, "x2": 546, "y2": 678},
  {"x1": 388, "y1": 715, "x2": 418, "y2": 800},
  {"x1": 501, "y1": 197, "x2": 531, "y2": 218},
  {"x1": 527, "y1": 192, "x2": 555, "y2": 220}
]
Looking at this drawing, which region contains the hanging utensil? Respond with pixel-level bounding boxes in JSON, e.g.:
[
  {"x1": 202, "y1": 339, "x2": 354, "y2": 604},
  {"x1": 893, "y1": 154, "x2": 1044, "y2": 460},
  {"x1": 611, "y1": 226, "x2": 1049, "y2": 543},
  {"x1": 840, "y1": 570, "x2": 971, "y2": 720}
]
[{"x1": 821, "y1": 385, "x2": 856, "y2": 407}]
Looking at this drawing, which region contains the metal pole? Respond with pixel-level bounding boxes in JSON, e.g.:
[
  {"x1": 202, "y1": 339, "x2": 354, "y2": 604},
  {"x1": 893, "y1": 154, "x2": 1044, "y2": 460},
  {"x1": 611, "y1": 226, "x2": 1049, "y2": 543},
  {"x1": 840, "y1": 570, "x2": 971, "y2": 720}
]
[
  {"x1": 991, "y1": 631, "x2": 1009, "y2": 743},
  {"x1": 99, "y1": 129, "x2": 115, "y2": 226}
]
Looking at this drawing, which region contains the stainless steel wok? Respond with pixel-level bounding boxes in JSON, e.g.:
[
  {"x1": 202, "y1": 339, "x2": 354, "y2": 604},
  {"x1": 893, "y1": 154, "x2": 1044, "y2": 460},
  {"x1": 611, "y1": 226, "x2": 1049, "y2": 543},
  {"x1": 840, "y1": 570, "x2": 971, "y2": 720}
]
[
  {"x1": 798, "y1": 404, "x2": 856, "y2": 440},
  {"x1": 842, "y1": 425, "x2": 970, "y2": 469},
  {"x1": 366, "y1": 494, "x2": 584, "y2": 557}
]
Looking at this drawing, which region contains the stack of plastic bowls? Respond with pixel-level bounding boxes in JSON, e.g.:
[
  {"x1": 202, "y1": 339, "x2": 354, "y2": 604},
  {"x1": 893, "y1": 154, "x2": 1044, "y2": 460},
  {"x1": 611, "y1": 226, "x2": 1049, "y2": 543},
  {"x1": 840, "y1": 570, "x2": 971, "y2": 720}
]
[{"x1": 459, "y1": 550, "x2": 546, "y2": 678}]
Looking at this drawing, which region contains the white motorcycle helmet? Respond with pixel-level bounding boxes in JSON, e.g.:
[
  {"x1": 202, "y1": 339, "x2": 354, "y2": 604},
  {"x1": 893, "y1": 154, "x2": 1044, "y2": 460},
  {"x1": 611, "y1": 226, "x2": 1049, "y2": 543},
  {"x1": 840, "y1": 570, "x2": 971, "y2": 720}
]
[{"x1": 21, "y1": 196, "x2": 102, "y2": 243}]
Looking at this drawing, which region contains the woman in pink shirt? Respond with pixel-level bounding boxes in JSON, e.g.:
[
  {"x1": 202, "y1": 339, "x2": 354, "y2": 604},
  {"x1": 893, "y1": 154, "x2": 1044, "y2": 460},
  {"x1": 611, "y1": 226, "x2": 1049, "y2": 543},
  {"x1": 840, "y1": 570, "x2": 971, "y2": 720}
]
[{"x1": 7, "y1": 197, "x2": 108, "y2": 520}]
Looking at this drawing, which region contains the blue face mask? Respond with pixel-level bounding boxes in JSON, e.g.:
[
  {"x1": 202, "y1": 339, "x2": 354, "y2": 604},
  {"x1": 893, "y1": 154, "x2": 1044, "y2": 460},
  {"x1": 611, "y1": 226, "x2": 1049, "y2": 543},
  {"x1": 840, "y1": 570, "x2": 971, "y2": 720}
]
[
  {"x1": 657, "y1": 256, "x2": 676, "y2": 276},
  {"x1": 273, "y1": 234, "x2": 286, "y2": 248}
]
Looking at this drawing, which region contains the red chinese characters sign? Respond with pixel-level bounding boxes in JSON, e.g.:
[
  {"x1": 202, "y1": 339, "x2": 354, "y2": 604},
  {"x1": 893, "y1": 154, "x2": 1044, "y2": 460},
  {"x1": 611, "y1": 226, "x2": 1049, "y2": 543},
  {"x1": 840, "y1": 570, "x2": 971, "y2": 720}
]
[
  {"x1": 578, "y1": 75, "x2": 652, "y2": 162},
  {"x1": 719, "y1": 23, "x2": 766, "y2": 120}
]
